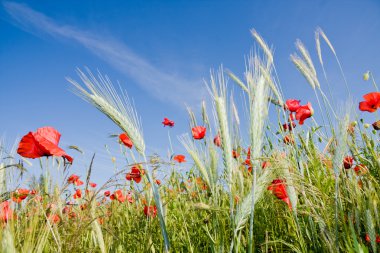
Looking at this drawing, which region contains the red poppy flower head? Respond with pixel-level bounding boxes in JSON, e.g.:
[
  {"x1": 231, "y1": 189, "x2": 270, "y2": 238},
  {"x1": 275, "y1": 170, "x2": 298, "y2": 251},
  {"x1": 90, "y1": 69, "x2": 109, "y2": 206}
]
[
  {"x1": 365, "y1": 233, "x2": 371, "y2": 242},
  {"x1": 162, "y1": 118, "x2": 175, "y2": 127},
  {"x1": 155, "y1": 179, "x2": 161, "y2": 185},
  {"x1": 191, "y1": 126, "x2": 206, "y2": 140},
  {"x1": 89, "y1": 182, "x2": 97, "y2": 188},
  {"x1": 104, "y1": 190, "x2": 111, "y2": 197},
  {"x1": 213, "y1": 134, "x2": 221, "y2": 147},
  {"x1": 173, "y1": 155, "x2": 186, "y2": 163},
  {"x1": 354, "y1": 164, "x2": 368, "y2": 175},
  {"x1": 126, "y1": 166, "x2": 143, "y2": 183},
  {"x1": 73, "y1": 189, "x2": 82, "y2": 199},
  {"x1": 68, "y1": 174, "x2": 79, "y2": 184},
  {"x1": 110, "y1": 189, "x2": 126, "y2": 203},
  {"x1": 48, "y1": 214, "x2": 61, "y2": 224},
  {"x1": 17, "y1": 127, "x2": 73, "y2": 163},
  {"x1": 67, "y1": 174, "x2": 83, "y2": 186},
  {"x1": 144, "y1": 205, "x2": 158, "y2": 218},
  {"x1": 285, "y1": 99, "x2": 301, "y2": 112},
  {"x1": 295, "y1": 102, "x2": 314, "y2": 125},
  {"x1": 0, "y1": 201, "x2": 13, "y2": 223},
  {"x1": 12, "y1": 188, "x2": 30, "y2": 203},
  {"x1": 267, "y1": 179, "x2": 291, "y2": 209},
  {"x1": 343, "y1": 156, "x2": 354, "y2": 169},
  {"x1": 359, "y1": 92, "x2": 380, "y2": 113},
  {"x1": 119, "y1": 133, "x2": 133, "y2": 148}
]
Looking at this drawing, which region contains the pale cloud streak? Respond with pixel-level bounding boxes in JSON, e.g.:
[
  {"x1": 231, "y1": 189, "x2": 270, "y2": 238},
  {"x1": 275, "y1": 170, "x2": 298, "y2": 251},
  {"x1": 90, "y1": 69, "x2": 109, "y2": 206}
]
[{"x1": 3, "y1": 1, "x2": 204, "y2": 107}]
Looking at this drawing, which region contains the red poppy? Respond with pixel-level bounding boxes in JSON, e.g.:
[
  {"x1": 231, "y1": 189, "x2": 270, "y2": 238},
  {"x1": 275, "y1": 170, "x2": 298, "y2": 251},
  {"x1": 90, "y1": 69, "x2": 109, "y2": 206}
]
[
  {"x1": 119, "y1": 133, "x2": 133, "y2": 148},
  {"x1": 196, "y1": 177, "x2": 208, "y2": 190},
  {"x1": 365, "y1": 234, "x2": 371, "y2": 242},
  {"x1": 155, "y1": 179, "x2": 161, "y2": 185},
  {"x1": 126, "y1": 166, "x2": 144, "y2": 183},
  {"x1": 73, "y1": 189, "x2": 82, "y2": 199},
  {"x1": 363, "y1": 233, "x2": 380, "y2": 243},
  {"x1": 353, "y1": 164, "x2": 368, "y2": 175},
  {"x1": 110, "y1": 189, "x2": 126, "y2": 203},
  {"x1": 173, "y1": 155, "x2": 186, "y2": 163},
  {"x1": 245, "y1": 148, "x2": 251, "y2": 165},
  {"x1": 144, "y1": 205, "x2": 157, "y2": 218},
  {"x1": 343, "y1": 156, "x2": 354, "y2": 169},
  {"x1": 267, "y1": 179, "x2": 291, "y2": 209},
  {"x1": 192, "y1": 126, "x2": 206, "y2": 140},
  {"x1": 162, "y1": 118, "x2": 175, "y2": 127},
  {"x1": 359, "y1": 92, "x2": 380, "y2": 112},
  {"x1": 30, "y1": 189, "x2": 37, "y2": 195},
  {"x1": 285, "y1": 99, "x2": 301, "y2": 112},
  {"x1": 213, "y1": 134, "x2": 221, "y2": 147},
  {"x1": 17, "y1": 126, "x2": 73, "y2": 163},
  {"x1": 48, "y1": 214, "x2": 61, "y2": 224},
  {"x1": 67, "y1": 174, "x2": 84, "y2": 186},
  {"x1": 12, "y1": 188, "x2": 30, "y2": 203},
  {"x1": 295, "y1": 102, "x2": 314, "y2": 125},
  {"x1": 89, "y1": 182, "x2": 97, "y2": 188},
  {"x1": 104, "y1": 191, "x2": 111, "y2": 197},
  {"x1": 0, "y1": 201, "x2": 13, "y2": 223}
]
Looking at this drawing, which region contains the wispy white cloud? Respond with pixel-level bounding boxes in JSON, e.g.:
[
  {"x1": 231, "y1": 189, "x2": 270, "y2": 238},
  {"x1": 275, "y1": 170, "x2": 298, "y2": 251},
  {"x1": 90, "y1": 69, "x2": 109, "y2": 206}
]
[{"x1": 3, "y1": 1, "x2": 205, "y2": 107}]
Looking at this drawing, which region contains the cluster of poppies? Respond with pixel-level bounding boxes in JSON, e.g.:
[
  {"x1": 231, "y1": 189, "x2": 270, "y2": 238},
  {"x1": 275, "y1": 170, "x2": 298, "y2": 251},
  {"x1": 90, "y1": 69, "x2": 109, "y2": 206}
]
[
  {"x1": 8, "y1": 98, "x2": 374, "y2": 223},
  {"x1": 285, "y1": 99, "x2": 314, "y2": 125},
  {"x1": 0, "y1": 188, "x2": 41, "y2": 223},
  {"x1": 343, "y1": 156, "x2": 368, "y2": 176}
]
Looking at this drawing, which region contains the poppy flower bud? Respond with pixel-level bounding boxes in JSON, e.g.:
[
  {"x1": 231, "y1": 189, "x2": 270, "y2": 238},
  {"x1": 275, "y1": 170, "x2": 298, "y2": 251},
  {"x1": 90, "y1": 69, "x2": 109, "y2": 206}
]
[
  {"x1": 364, "y1": 123, "x2": 371, "y2": 129},
  {"x1": 213, "y1": 134, "x2": 221, "y2": 147},
  {"x1": 283, "y1": 135, "x2": 294, "y2": 145},
  {"x1": 363, "y1": 71, "x2": 370, "y2": 81},
  {"x1": 372, "y1": 120, "x2": 380, "y2": 130}
]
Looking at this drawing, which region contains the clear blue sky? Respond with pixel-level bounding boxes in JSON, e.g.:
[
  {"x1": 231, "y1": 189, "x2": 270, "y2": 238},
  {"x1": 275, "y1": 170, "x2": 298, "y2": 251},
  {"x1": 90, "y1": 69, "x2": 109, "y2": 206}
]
[{"x1": 1, "y1": 0, "x2": 380, "y2": 184}]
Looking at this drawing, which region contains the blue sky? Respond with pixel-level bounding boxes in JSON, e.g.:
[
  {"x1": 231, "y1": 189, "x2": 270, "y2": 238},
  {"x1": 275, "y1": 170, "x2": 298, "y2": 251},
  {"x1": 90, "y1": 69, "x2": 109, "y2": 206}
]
[{"x1": 1, "y1": 0, "x2": 380, "y2": 184}]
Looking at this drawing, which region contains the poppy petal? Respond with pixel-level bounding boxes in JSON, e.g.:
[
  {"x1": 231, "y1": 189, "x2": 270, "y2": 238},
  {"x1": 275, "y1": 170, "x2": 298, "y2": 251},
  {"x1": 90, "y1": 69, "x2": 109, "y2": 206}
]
[
  {"x1": 36, "y1": 127, "x2": 61, "y2": 146},
  {"x1": 34, "y1": 133, "x2": 66, "y2": 157},
  {"x1": 17, "y1": 132, "x2": 45, "y2": 158},
  {"x1": 359, "y1": 101, "x2": 377, "y2": 112}
]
